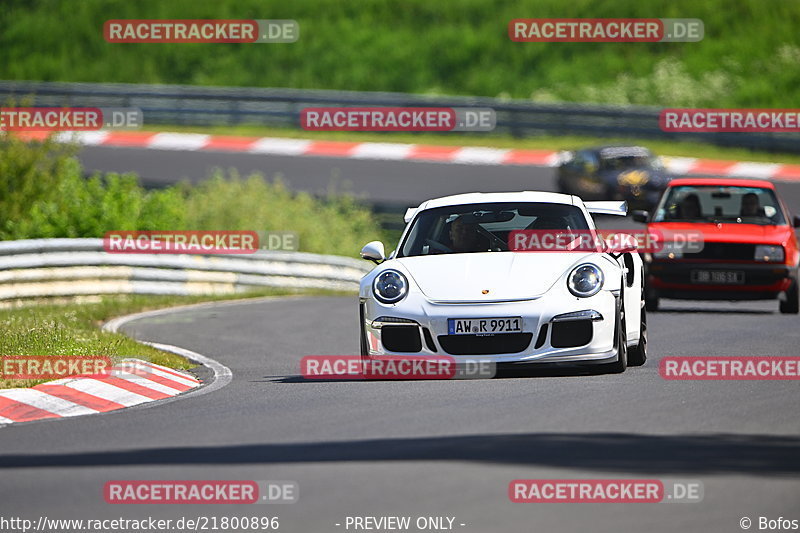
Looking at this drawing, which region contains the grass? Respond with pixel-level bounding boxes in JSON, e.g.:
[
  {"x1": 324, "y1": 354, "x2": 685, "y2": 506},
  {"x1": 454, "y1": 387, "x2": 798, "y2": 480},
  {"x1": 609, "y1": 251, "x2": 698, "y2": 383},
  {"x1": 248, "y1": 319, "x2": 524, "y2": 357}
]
[
  {"x1": 0, "y1": 287, "x2": 354, "y2": 389},
  {"x1": 148, "y1": 123, "x2": 800, "y2": 165},
  {"x1": 2, "y1": 0, "x2": 798, "y2": 108}
]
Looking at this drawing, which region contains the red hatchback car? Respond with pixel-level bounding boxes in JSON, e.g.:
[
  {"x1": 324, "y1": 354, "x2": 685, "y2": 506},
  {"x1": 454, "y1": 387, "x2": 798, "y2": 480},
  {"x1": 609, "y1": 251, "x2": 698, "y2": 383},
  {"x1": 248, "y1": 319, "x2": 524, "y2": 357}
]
[{"x1": 633, "y1": 178, "x2": 800, "y2": 313}]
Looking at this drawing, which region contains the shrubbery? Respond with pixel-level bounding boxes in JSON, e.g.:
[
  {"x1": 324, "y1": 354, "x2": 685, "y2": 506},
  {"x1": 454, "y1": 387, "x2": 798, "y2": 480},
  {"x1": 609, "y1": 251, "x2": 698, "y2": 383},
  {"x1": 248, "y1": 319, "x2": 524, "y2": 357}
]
[{"x1": 0, "y1": 133, "x2": 388, "y2": 257}]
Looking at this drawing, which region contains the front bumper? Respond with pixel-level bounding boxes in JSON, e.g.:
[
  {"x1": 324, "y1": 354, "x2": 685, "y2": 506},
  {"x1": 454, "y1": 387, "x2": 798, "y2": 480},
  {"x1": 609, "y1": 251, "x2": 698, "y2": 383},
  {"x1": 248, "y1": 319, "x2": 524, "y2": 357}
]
[
  {"x1": 648, "y1": 260, "x2": 793, "y2": 300},
  {"x1": 362, "y1": 288, "x2": 621, "y2": 365}
]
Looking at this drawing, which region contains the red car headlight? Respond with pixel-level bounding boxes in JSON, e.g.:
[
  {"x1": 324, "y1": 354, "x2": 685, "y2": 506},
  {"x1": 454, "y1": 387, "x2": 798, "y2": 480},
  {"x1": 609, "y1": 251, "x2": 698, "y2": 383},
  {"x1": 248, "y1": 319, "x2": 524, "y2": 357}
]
[{"x1": 754, "y1": 245, "x2": 784, "y2": 262}]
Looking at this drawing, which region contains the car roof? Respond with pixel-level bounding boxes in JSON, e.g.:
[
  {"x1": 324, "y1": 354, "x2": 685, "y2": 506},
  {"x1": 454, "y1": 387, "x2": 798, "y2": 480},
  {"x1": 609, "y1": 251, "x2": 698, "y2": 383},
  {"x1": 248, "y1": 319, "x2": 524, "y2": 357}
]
[
  {"x1": 594, "y1": 146, "x2": 652, "y2": 159},
  {"x1": 575, "y1": 145, "x2": 652, "y2": 158},
  {"x1": 667, "y1": 177, "x2": 776, "y2": 189},
  {"x1": 415, "y1": 191, "x2": 578, "y2": 211}
]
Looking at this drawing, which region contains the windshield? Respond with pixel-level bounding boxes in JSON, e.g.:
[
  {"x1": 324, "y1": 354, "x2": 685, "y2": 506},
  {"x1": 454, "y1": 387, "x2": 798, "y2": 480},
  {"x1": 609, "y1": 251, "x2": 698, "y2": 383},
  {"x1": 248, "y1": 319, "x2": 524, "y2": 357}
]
[
  {"x1": 600, "y1": 156, "x2": 655, "y2": 171},
  {"x1": 599, "y1": 148, "x2": 658, "y2": 171},
  {"x1": 652, "y1": 185, "x2": 786, "y2": 225},
  {"x1": 398, "y1": 202, "x2": 589, "y2": 257}
]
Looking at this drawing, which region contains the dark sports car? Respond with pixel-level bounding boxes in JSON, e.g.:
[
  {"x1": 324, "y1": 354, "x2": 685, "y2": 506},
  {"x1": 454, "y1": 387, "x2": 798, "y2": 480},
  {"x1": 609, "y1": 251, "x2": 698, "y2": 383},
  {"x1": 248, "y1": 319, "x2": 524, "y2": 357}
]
[{"x1": 557, "y1": 146, "x2": 673, "y2": 210}]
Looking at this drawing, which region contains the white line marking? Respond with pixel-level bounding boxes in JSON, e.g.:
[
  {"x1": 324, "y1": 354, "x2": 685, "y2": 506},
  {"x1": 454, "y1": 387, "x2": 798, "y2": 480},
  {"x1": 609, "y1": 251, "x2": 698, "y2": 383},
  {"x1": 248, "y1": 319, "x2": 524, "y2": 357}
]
[
  {"x1": 249, "y1": 137, "x2": 312, "y2": 155},
  {"x1": 451, "y1": 147, "x2": 510, "y2": 165},
  {"x1": 135, "y1": 360, "x2": 200, "y2": 382},
  {"x1": 47, "y1": 378, "x2": 153, "y2": 407},
  {"x1": 116, "y1": 360, "x2": 199, "y2": 387},
  {"x1": 111, "y1": 371, "x2": 184, "y2": 395},
  {"x1": 148, "y1": 133, "x2": 210, "y2": 151},
  {"x1": 0, "y1": 389, "x2": 97, "y2": 417},
  {"x1": 662, "y1": 156, "x2": 699, "y2": 175},
  {"x1": 544, "y1": 152, "x2": 565, "y2": 166},
  {"x1": 104, "y1": 302, "x2": 236, "y2": 399},
  {"x1": 351, "y1": 142, "x2": 415, "y2": 160},
  {"x1": 728, "y1": 162, "x2": 781, "y2": 178},
  {"x1": 54, "y1": 131, "x2": 111, "y2": 145}
]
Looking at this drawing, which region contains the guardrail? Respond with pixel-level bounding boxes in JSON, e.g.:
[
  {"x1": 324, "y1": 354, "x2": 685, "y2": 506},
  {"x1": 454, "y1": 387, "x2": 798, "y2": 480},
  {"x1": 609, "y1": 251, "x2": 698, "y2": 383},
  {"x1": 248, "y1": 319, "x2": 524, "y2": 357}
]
[
  {"x1": 2, "y1": 80, "x2": 798, "y2": 153},
  {"x1": 0, "y1": 239, "x2": 373, "y2": 300}
]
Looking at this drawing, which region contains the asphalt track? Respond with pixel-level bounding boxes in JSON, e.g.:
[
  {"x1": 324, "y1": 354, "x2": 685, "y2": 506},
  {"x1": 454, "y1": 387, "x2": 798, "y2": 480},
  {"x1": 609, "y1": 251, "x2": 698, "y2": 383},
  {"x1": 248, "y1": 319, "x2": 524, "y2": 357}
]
[
  {"x1": 77, "y1": 144, "x2": 800, "y2": 209},
  {"x1": 1, "y1": 145, "x2": 799, "y2": 533}
]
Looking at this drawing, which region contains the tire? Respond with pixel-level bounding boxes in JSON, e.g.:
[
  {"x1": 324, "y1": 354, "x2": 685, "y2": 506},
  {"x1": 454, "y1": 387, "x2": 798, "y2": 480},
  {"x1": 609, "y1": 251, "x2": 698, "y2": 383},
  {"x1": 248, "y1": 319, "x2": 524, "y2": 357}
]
[
  {"x1": 627, "y1": 272, "x2": 648, "y2": 367},
  {"x1": 359, "y1": 304, "x2": 370, "y2": 359},
  {"x1": 599, "y1": 299, "x2": 627, "y2": 374},
  {"x1": 780, "y1": 275, "x2": 799, "y2": 314},
  {"x1": 645, "y1": 286, "x2": 659, "y2": 312},
  {"x1": 628, "y1": 294, "x2": 648, "y2": 367}
]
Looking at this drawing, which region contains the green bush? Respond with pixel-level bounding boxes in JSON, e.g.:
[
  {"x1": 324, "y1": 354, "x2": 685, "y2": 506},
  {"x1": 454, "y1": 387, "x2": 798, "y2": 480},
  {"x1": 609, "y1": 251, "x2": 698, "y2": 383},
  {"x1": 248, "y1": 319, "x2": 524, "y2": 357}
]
[
  {"x1": 0, "y1": 133, "x2": 77, "y2": 226},
  {"x1": 184, "y1": 172, "x2": 383, "y2": 256},
  {"x1": 0, "y1": 134, "x2": 388, "y2": 257}
]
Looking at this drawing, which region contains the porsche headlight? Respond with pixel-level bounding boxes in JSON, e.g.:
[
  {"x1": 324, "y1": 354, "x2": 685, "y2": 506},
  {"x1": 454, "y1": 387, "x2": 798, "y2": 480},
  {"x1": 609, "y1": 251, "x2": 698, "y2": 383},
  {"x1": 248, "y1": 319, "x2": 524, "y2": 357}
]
[
  {"x1": 568, "y1": 263, "x2": 604, "y2": 297},
  {"x1": 373, "y1": 270, "x2": 408, "y2": 304},
  {"x1": 754, "y1": 245, "x2": 784, "y2": 262}
]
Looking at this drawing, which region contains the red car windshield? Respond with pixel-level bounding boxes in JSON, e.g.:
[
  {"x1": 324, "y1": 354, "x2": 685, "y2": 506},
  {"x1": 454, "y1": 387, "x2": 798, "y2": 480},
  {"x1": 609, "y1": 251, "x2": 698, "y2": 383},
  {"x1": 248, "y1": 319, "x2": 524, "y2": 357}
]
[{"x1": 653, "y1": 185, "x2": 786, "y2": 225}]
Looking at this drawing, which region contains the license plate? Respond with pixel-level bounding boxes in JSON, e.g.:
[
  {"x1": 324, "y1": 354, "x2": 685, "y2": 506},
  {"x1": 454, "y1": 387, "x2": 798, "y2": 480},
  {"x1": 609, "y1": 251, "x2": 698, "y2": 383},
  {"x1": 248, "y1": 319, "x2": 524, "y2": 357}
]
[
  {"x1": 690, "y1": 270, "x2": 745, "y2": 284},
  {"x1": 448, "y1": 317, "x2": 522, "y2": 335}
]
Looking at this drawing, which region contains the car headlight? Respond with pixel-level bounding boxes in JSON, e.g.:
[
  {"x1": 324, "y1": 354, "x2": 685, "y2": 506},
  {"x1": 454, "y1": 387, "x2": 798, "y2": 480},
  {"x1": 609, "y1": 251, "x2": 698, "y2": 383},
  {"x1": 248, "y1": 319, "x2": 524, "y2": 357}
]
[
  {"x1": 373, "y1": 270, "x2": 408, "y2": 304},
  {"x1": 754, "y1": 245, "x2": 784, "y2": 262},
  {"x1": 567, "y1": 263, "x2": 604, "y2": 297}
]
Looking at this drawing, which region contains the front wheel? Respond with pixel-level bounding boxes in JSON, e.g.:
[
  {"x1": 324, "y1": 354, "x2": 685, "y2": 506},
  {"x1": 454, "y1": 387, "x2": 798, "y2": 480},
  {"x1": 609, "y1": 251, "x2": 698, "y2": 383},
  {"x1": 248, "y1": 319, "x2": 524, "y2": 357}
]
[
  {"x1": 780, "y1": 275, "x2": 799, "y2": 314},
  {"x1": 359, "y1": 305, "x2": 370, "y2": 358},
  {"x1": 628, "y1": 300, "x2": 647, "y2": 367},
  {"x1": 645, "y1": 287, "x2": 660, "y2": 312}
]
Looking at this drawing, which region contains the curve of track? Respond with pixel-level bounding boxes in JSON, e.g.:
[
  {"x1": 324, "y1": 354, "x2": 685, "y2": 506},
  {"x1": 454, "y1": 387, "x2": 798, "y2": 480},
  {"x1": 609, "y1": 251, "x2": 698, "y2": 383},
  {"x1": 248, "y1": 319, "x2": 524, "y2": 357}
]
[{"x1": 1, "y1": 146, "x2": 799, "y2": 533}]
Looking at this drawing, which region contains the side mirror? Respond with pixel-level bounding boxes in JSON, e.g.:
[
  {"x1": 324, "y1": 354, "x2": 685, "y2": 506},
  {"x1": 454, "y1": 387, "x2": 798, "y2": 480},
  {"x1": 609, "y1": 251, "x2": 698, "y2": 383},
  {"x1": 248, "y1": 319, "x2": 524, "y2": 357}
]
[
  {"x1": 794, "y1": 215, "x2": 800, "y2": 228},
  {"x1": 360, "y1": 241, "x2": 386, "y2": 264},
  {"x1": 632, "y1": 210, "x2": 649, "y2": 223}
]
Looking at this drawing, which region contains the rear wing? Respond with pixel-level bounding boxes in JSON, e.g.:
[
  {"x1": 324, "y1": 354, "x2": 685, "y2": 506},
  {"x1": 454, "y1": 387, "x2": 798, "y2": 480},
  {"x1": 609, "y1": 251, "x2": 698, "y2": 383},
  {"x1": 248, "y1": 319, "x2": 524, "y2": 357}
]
[{"x1": 584, "y1": 201, "x2": 628, "y2": 216}]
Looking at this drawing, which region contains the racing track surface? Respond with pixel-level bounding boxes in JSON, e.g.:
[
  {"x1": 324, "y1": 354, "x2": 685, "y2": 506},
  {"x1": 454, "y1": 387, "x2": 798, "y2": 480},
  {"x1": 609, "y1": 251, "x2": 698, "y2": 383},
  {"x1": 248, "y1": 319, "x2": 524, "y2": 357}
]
[
  {"x1": 1, "y1": 297, "x2": 800, "y2": 532},
  {"x1": 76, "y1": 144, "x2": 800, "y2": 208},
  {"x1": 0, "y1": 145, "x2": 798, "y2": 532}
]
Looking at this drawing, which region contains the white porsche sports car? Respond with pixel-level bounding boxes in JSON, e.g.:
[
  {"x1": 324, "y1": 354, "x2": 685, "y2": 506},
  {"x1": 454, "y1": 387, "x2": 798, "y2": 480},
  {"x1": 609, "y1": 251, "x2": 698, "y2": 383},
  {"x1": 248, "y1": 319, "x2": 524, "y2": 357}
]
[{"x1": 358, "y1": 191, "x2": 647, "y2": 374}]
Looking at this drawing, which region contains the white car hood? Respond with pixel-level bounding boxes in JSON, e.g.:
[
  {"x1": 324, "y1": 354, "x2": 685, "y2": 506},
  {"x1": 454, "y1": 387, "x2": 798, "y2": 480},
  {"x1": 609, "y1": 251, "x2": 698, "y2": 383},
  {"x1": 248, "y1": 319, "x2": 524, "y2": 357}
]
[{"x1": 395, "y1": 252, "x2": 595, "y2": 302}]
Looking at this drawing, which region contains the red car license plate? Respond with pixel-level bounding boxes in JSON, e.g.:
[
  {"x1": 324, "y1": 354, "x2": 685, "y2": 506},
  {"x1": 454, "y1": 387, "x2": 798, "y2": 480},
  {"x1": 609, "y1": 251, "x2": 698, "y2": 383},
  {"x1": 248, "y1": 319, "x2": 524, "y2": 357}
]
[{"x1": 690, "y1": 270, "x2": 745, "y2": 284}]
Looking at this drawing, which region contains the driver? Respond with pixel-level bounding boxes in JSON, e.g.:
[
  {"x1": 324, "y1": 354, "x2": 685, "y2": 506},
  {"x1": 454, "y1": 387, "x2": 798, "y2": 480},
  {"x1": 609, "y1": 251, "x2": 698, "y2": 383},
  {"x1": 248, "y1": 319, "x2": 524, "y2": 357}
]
[
  {"x1": 740, "y1": 193, "x2": 762, "y2": 217},
  {"x1": 679, "y1": 193, "x2": 702, "y2": 220},
  {"x1": 449, "y1": 216, "x2": 487, "y2": 253}
]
